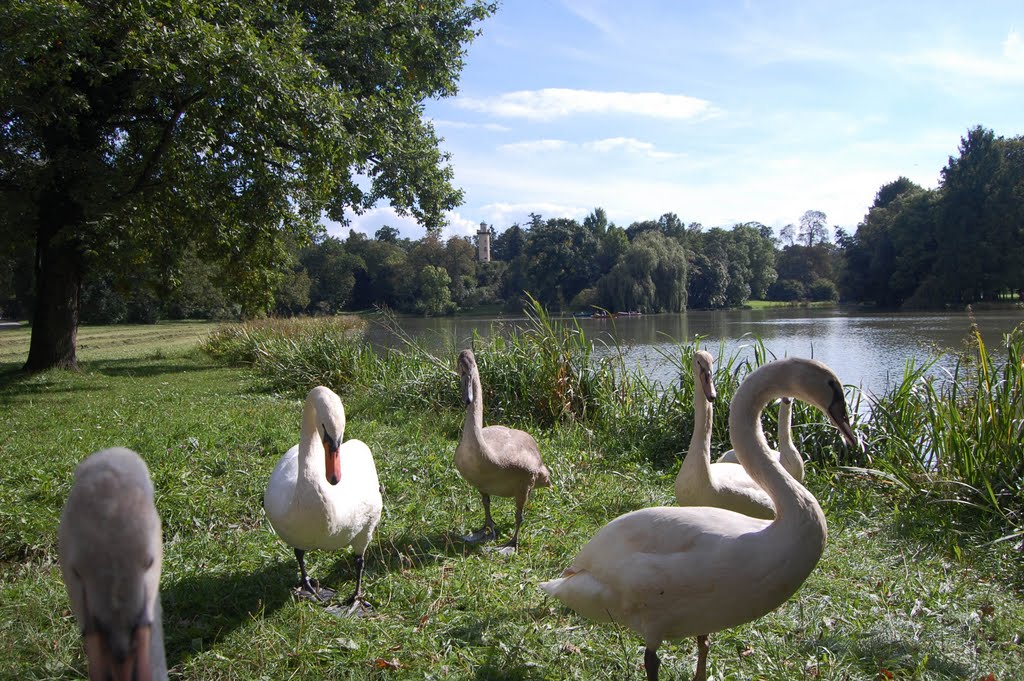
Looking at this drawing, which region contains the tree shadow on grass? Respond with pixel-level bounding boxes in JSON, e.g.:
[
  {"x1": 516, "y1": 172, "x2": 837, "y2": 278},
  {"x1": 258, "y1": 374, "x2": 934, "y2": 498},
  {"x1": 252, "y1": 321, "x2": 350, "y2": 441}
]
[
  {"x1": 801, "y1": 631, "x2": 975, "y2": 679},
  {"x1": 91, "y1": 357, "x2": 224, "y2": 379},
  {"x1": 436, "y1": 617, "x2": 548, "y2": 680},
  {"x1": 373, "y1": 530, "x2": 478, "y2": 574},
  {"x1": 473, "y1": 661, "x2": 548, "y2": 681},
  {"x1": 162, "y1": 559, "x2": 295, "y2": 668}
]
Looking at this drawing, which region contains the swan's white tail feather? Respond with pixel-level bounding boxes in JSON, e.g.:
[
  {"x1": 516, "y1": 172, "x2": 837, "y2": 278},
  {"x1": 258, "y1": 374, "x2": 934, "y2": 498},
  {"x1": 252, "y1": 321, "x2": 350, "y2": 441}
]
[{"x1": 538, "y1": 572, "x2": 615, "y2": 623}]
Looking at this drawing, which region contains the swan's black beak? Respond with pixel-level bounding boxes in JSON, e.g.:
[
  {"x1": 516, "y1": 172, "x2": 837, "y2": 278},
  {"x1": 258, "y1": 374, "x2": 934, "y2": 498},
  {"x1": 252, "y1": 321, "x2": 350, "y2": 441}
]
[
  {"x1": 826, "y1": 385, "x2": 861, "y2": 450},
  {"x1": 701, "y1": 367, "x2": 717, "y2": 403},
  {"x1": 84, "y1": 622, "x2": 154, "y2": 681},
  {"x1": 322, "y1": 424, "x2": 341, "y2": 485}
]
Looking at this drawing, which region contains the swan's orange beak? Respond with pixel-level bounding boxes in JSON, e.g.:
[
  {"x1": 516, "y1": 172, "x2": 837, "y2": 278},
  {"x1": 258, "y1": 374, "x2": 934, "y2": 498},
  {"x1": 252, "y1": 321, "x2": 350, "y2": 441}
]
[
  {"x1": 325, "y1": 443, "x2": 341, "y2": 485},
  {"x1": 84, "y1": 624, "x2": 153, "y2": 681}
]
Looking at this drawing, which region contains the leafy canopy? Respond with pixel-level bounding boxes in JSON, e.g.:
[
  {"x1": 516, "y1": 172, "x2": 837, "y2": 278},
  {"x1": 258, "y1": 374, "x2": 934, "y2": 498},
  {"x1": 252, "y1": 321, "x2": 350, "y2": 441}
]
[{"x1": 0, "y1": 0, "x2": 495, "y2": 311}]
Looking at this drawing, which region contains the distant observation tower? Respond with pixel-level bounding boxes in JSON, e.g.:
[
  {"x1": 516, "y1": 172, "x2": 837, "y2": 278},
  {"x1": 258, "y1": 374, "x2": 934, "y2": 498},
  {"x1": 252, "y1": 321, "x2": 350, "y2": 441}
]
[{"x1": 476, "y1": 223, "x2": 492, "y2": 263}]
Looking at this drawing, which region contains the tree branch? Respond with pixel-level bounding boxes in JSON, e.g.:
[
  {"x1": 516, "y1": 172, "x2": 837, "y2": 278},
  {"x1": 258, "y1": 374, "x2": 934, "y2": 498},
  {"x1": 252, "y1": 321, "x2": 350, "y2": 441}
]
[{"x1": 118, "y1": 90, "x2": 204, "y2": 200}]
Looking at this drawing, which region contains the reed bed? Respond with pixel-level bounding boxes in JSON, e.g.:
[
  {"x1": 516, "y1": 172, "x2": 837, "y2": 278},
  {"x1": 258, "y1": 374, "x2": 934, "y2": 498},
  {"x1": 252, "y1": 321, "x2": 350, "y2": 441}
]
[
  {"x1": 861, "y1": 325, "x2": 1024, "y2": 536},
  {"x1": 199, "y1": 308, "x2": 1023, "y2": 539}
]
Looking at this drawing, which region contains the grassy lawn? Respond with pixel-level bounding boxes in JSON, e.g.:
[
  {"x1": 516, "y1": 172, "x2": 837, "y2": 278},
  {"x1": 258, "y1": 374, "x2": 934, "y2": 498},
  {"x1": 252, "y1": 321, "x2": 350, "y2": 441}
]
[
  {"x1": 0, "y1": 320, "x2": 216, "y2": 365},
  {"x1": 0, "y1": 325, "x2": 1021, "y2": 680},
  {"x1": 743, "y1": 300, "x2": 838, "y2": 310}
]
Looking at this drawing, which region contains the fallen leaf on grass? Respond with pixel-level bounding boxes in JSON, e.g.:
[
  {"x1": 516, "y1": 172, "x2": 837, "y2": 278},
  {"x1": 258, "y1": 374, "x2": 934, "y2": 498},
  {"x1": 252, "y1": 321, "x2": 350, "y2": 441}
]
[
  {"x1": 560, "y1": 642, "x2": 581, "y2": 655},
  {"x1": 335, "y1": 638, "x2": 359, "y2": 651},
  {"x1": 979, "y1": 604, "x2": 996, "y2": 618},
  {"x1": 878, "y1": 669, "x2": 894, "y2": 680},
  {"x1": 373, "y1": 658, "x2": 405, "y2": 670},
  {"x1": 976, "y1": 674, "x2": 996, "y2": 681}
]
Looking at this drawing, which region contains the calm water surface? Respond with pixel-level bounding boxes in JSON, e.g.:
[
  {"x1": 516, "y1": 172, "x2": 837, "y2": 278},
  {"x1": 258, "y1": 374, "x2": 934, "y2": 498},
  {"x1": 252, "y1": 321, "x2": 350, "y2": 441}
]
[{"x1": 366, "y1": 308, "x2": 1024, "y2": 399}]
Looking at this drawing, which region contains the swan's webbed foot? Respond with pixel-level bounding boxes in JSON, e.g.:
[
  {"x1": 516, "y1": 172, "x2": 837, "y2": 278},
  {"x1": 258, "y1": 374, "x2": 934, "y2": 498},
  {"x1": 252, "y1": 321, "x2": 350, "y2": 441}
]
[
  {"x1": 462, "y1": 525, "x2": 496, "y2": 543},
  {"x1": 336, "y1": 592, "x2": 374, "y2": 617},
  {"x1": 482, "y1": 537, "x2": 517, "y2": 555},
  {"x1": 294, "y1": 577, "x2": 337, "y2": 603}
]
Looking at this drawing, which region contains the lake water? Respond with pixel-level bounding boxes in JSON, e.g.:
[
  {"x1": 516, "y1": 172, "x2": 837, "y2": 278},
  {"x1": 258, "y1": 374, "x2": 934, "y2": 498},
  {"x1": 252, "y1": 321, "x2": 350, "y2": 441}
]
[{"x1": 364, "y1": 307, "x2": 1024, "y2": 400}]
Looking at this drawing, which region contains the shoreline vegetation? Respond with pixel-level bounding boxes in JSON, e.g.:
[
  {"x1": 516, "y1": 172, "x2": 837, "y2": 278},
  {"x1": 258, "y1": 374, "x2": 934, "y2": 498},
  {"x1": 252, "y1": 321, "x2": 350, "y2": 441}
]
[{"x1": 1, "y1": 311, "x2": 1022, "y2": 679}]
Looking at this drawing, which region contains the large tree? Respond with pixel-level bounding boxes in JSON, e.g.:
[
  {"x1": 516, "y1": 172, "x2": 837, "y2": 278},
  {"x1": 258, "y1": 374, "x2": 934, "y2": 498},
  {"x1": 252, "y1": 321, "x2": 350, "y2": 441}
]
[{"x1": 1, "y1": 0, "x2": 495, "y2": 370}]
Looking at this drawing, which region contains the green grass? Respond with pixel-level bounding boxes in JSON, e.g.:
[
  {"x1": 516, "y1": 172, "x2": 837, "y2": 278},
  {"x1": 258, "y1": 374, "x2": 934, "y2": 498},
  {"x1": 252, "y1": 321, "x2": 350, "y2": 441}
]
[
  {"x1": 1, "y1": 325, "x2": 1022, "y2": 680},
  {"x1": 743, "y1": 300, "x2": 838, "y2": 310},
  {"x1": 0, "y1": 320, "x2": 215, "y2": 365}
]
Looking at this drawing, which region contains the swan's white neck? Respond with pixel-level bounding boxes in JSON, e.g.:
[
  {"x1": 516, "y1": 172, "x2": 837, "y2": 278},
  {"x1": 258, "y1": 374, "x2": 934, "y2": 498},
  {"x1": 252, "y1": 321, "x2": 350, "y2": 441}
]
[
  {"x1": 299, "y1": 397, "x2": 330, "y2": 484},
  {"x1": 463, "y1": 367, "x2": 485, "y2": 441},
  {"x1": 778, "y1": 400, "x2": 805, "y2": 481},
  {"x1": 778, "y1": 401, "x2": 793, "y2": 451},
  {"x1": 682, "y1": 386, "x2": 713, "y2": 484},
  {"x1": 730, "y1": 367, "x2": 821, "y2": 526}
]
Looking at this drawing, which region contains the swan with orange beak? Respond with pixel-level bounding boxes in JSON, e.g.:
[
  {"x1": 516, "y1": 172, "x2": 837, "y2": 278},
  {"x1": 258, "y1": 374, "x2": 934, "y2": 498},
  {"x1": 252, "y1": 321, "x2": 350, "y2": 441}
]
[{"x1": 265, "y1": 386, "x2": 383, "y2": 609}]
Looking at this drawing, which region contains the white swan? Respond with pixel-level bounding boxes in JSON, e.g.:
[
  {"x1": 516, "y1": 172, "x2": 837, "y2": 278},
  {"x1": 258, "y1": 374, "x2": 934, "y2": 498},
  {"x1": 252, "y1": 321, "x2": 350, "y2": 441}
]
[
  {"x1": 539, "y1": 358, "x2": 858, "y2": 681},
  {"x1": 718, "y1": 396, "x2": 804, "y2": 482},
  {"x1": 455, "y1": 348, "x2": 551, "y2": 554},
  {"x1": 673, "y1": 350, "x2": 775, "y2": 519},
  {"x1": 264, "y1": 386, "x2": 383, "y2": 607},
  {"x1": 58, "y1": 447, "x2": 167, "y2": 681}
]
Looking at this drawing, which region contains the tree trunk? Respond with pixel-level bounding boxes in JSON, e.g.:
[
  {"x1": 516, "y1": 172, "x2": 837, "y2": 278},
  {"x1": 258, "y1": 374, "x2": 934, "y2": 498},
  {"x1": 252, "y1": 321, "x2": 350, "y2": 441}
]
[{"x1": 23, "y1": 205, "x2": 84, "y2": 372}]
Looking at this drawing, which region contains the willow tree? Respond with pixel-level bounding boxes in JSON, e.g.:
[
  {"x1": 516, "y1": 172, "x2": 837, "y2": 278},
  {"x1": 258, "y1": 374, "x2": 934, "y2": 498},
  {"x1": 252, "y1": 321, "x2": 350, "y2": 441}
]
[{"x1": 0, "y1": 0, "x2": 494, "y2": 370}]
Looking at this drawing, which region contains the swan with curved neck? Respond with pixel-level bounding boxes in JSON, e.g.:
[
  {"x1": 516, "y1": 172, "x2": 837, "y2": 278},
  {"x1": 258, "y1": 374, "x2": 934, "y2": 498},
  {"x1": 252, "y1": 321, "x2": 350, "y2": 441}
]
[
  {"x1": 718, "y1": 396, "x2": 804, "y2": 482},
  {"x1": 674, "y1": 350, "x2": 776, "y2": 519},
  {"x1": 455, "y1": 348, "x2": 550, "y2": 554},
  {"x1": 540, "y1": 358, "x2": 857, "y2": 681},
  {"x1": 265, "y1": 386, "x2": 382, "y2": 607},
  {"x1": 59, "y1": 447, "x2": 167, "y2": 681}
]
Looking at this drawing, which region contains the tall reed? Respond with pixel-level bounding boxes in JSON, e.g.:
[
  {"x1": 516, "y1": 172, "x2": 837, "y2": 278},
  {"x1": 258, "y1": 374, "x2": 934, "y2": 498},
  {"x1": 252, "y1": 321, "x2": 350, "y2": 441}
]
[
  {"x1": 862, "y1": 324, "x2": 1024, "y2": 530},
  {"x1": 200, "y1": 310, "x2": 1024, "y2": 537}
]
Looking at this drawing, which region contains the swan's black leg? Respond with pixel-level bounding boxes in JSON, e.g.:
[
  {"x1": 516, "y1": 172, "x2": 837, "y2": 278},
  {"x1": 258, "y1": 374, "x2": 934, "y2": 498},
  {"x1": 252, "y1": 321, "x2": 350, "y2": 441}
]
[
  {"x1": 341, "y1": 554, "x2": 372, "y2": 610},
  {"x1": 692, "y1": 634, "x2": 709, "y2": 681},
  {"x1": 294, "y1": 548, "x2": 335, "y2": 602},
  {"x1": 463, "y1": 493, "x2": 497, "y2": 542},
  {"x1": 487, "y1": 493, "x2": 525, "y2": 554},
  {"x1": 644, "y1": 647, "x2": 660, "y2": 681}
]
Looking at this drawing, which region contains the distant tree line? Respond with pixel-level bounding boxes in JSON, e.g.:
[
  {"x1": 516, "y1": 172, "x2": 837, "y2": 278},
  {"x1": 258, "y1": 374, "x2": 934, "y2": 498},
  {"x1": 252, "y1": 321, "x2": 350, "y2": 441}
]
[
  {"x1": 2, "y1": 125, "x2": 1021, "y2": 322},
  {"x1": 841, "y1": 126, "x2": 1024, "y2": 307}
]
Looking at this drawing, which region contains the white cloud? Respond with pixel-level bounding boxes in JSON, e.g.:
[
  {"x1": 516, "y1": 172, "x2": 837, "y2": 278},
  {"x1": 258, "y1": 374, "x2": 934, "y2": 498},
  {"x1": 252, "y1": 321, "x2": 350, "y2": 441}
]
[
  {"x1": 456, "y1": 88, "x2": 716, "y2": 121},
  {"x1": 323, "y1": 206, "x2": 479, "y2": 242},
  {"x1": 498, "y1": 139, "x2": 571, "y2": 154},
  {"x1": 583, "y1": 137, "x2": 680, "y2": 159},
  {"x1": 430, "y1": 118, "x2": 511, "y2": 133},
  {"x1": 562, "y1": 0, "x2": 623, "y2": 44},
  {"x1": 1004, "y1": 29, "x2": 1024, "y2": 61},
  {"x1": 496, "y1": 136, "x2": 679, "y2": 159},
  {"x1": 479, "y1": 201, "x2": 590, "y2": 227},
  {"x1": 894, "y1": 44, "x2": 1024, "y2": 83}
]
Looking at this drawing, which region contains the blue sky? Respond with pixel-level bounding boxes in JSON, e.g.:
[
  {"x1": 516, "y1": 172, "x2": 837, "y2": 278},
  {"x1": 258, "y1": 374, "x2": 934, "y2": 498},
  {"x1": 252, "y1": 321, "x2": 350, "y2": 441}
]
[{"x1": 331, "y1": 0, "x2": 1024, "y2": 242}]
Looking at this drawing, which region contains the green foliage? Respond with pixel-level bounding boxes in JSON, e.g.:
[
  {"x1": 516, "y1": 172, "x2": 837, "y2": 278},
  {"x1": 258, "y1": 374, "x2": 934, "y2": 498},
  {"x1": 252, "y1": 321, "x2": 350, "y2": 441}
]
[
  {"x1": 1, "y1": 0, "x2": 496, "y2": 369},
  {"x1": 843, "y1": 126, "x2": 1024, "y2": 307},
  {"x1": 416, "y1": 265, "x2": 455, "y2": 316},
  {"x1": 859, "y1": 323, "x2": 1024, "y2": 527},
  {"x1": 598, "y1": 230, "x2": 688, "y2": 312},
  {"x1": 201, "y1": 316, "x2": 370, "y2": 394}
]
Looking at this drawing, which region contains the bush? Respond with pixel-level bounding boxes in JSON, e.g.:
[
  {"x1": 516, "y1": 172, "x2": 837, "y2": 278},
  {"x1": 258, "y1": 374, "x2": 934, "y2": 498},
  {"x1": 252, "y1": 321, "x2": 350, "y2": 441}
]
[
  {"x1": 768, "y1": 278, "x2": 805, "y2": 302},
  {"x1": 808, "y1": 277, "x2": 839, "y2": 302}
]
